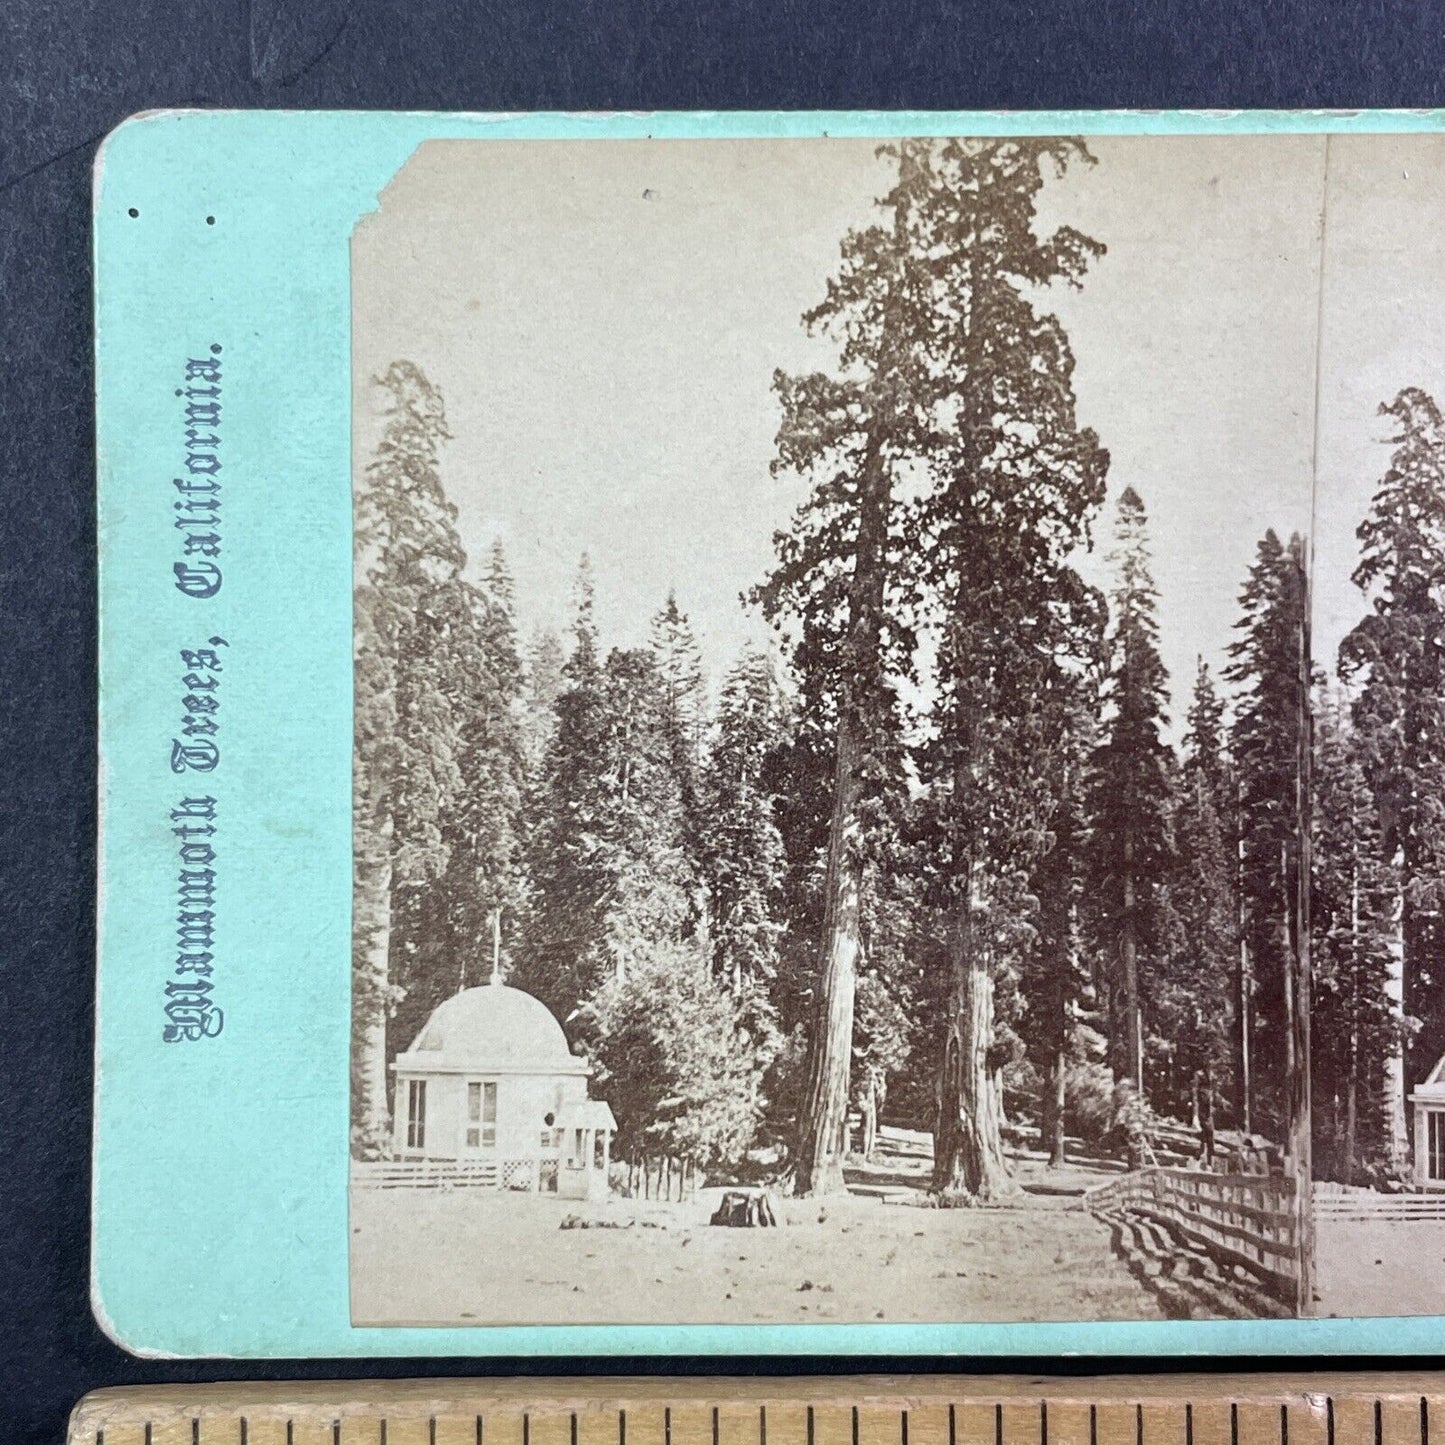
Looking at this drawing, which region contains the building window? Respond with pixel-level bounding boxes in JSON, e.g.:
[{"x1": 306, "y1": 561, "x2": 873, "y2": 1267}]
[
  {"x1": 569, "y1": 1128, "x2": 585, "y2": 1167},
  {"x1": 406, "y1": 1079, "x2": 426, "y2": 1151},
  {"x1": 1430, "y1": 1111, "x2": 1445, "y2": 1183},
  {"x1": 467, "y1": 1080, "x2": 497, "y2": 1149},
  {"x1": 593, "y1": 1131, "x2": 606, "y2": 1169}
]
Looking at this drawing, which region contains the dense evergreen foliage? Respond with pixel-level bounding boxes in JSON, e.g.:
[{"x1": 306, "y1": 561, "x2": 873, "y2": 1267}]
[
  {"x1": 1227, "y1": 529, "x2": 1310, "y2": 1143},
  {"x1": 1087, "y1": 487, "x2": 1174, "y2": 1095},
  {"x1": 1339, "y1": 389, "x2": 1445, "y2": 1136},
  {"x1": 751, "y1": 139, "x2": 937, "y2": 1194},
  {"x1": 352, "y1": 360, "x2": 471, "y2": 1157},
  {"x1": 908, "y1": 138, "x2": 1109, "y2": 1200},
  {"x1": 353, "y1": 147, "x2": 1445, "y2": 1201},
  {"x1": 1311, "y1": 689, "x2": 1404, "y2": 1180},
  {"x1": 1152, "y1": 662, "x2": 1238, "y2": 1128}
]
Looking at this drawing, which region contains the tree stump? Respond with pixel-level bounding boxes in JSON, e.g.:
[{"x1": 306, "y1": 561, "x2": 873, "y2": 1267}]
[{"x1": 709, "y1": 1189, "x2": 778, "y2": 1227}]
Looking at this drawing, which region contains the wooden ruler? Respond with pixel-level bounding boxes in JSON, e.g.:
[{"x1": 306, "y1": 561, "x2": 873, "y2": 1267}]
[{"x1": 66, "y1": 1375, "x2": 1445, "y2": 1445}]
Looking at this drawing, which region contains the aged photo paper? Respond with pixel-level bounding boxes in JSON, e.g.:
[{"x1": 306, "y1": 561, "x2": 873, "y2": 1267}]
[{"x1": 347, "y1": 134, "x2": 1445, "y2": 1326}]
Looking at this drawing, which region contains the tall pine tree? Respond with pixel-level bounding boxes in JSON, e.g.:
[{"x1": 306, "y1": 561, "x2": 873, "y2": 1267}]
[
  {"x1": 522, "y1": 627, "x2": 567, "y2": 772},
  {"x1": 352, "y1": 360, "x2": 468, "y2": 1156},
  {"x1": 1017, "y1": 680, "x2": 1100, "y2": 1167},
  {"x1": 517, "y1": 565, "x2": 700, "y2": 1018},
  {"x1": 1312, "y1": 686, "x2": 1404, "y2": 1181},
  {"x1": 650, "y1": 590, "x2": 707, "y2": 798},
  {"x1": 1086, "y1": 486, "x2": 1174, "y2": 1097},
  {"x1": 699, "y1": 646, "x2": 788, "y2": 1002},
  {"x1": 649, "y1": 591, "x2": 709, "y2": 935},
  {"x1": 1339, "y1": 387, "x2": 1445, "y2": 1148},
  {"x1": 1227, "y1": 528, "x2": 1309, "y2": 1144},
  {"x1": 389, "y1": 541, "x2": 529, "y2": 1066},
  {"x1": 515, "y1": 558, "x2": 615, "y2": 1019},
  {"x1": 596, "y1": 643, "x2": 698, "y2": 975},
  {"x1": 1154, "y1": 661, "x2": 1238, "y2": 1126}
]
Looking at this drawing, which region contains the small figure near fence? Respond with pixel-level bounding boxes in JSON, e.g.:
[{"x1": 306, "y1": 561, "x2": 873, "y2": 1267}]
[
  {"x1": 1199, "y1": 1109, "x2": 1216, "y2": 1168},
  {"x1": 1113, "y1": 1082, "x2": 1155, "y2": 1170},
  {"x1": 1225, "y1": 1135, "x2": 1271, "y2": 1176}
]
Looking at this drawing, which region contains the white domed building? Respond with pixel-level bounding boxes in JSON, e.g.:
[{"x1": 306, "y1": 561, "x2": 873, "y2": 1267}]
[{"x1": 391, "y1": 979, "x2": 616, "y2": 1201}]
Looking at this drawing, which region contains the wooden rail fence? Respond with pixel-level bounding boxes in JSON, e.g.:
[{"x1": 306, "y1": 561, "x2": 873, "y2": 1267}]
[{"x1": 1087, "y1": 1167, "x2": 1300, "y2": 1304}]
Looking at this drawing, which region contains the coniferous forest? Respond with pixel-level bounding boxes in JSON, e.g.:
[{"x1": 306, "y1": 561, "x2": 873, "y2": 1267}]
[{"x1": 350, "y1": 136, "x2": 1445, "y2": 1228}]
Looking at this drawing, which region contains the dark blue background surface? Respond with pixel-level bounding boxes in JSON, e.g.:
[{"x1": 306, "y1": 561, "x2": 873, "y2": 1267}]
[{"x1": 5, "y1": 3, "x2": 1445, "y2": 1441}]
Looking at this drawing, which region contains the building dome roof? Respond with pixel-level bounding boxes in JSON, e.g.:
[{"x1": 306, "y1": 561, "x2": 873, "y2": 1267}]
[{"x1": 402, "y1": 982, "x2": 588, "y2": 1075}]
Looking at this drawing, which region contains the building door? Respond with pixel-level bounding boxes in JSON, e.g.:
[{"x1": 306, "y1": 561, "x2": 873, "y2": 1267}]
[
  {"x1": 466, "y1": 1080, "x2": 497, "y2": 1152},
  {"x1": 1430, "y1": 1110, "x2": 1445, "y2": 1185}
]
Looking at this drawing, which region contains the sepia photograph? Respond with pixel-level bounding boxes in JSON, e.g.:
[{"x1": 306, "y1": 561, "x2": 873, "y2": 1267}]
[{"x1": 347, "y1": 133, "x2": 1445, "y2": 1327}]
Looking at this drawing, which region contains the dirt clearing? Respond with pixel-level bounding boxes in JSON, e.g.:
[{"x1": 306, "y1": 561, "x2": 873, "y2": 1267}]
[{"x1": 350, "y1": 1186, "x2": 1166, "y2": 1326}]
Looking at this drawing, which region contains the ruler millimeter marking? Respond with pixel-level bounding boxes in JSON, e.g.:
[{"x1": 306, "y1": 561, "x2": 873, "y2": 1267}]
[{"x1": 68, "y1": 1376, "x2": 1445, "y2": 1445}]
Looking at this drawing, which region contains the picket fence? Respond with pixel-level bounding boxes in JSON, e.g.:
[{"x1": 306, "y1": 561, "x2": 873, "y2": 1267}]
[
  {"x1": 622, "y1": 1155, "x2": 699, "y2": 1202},
  {"x1": 352, "y1": 1158, "x2": 540, "y2": 1191},
  {"x1": 1313, "y1": 1182, "x2": 1445, "y2": 1221}
]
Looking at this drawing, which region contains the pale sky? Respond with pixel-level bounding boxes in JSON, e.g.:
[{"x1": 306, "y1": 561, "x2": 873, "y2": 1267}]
[{"x1": 353, "y1": 133, "x2": 1445, "y2": 723}]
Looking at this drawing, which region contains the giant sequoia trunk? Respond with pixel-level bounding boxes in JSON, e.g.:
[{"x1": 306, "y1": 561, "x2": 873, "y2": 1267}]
[
  {"x1": 1237, "y1": 939, "x2": 1253, "y2": 1135},
  {"x1": 933, "y1": 890, "x2": 1021, "y2": 1201},
  {"x1": 1043, "y1": 1045, "x2": 1067, "y2": 1168},
  {"x1": 1344, "y1": 1028, "x2": 1359, "y2": 1183},
  {"x1": 351, "y1": 601, "x2": 396, "y2": 1161},
  {"x1": 1121, "y1": 832, "x2": 1144, "y2": 1092},
  {"x1": 1384, "y1": 877, "x2": 1411, "y2": 1167},
  {"x1": 1236, "y1": 798, "x2": 1253, "y2": 1135},
  {"x1": 793, "y1": 435, "x2": 890, "y2": 1197},
  {"x1": 1041, "y1": 963, "x2": 1067, "y2": 1168},
  {"x1": 1286, "y1": 591, "x2": 1314, "y2": 1318},
  {"x1": 351, "y1": 805, "x2": 394, "y2": 1159},
  {"x1": 862, "y1": 1075, "x2": 879, "y2": 1160},
  {"x1": 792, "y1": 714, "x2": 864, "y2": 1195}
]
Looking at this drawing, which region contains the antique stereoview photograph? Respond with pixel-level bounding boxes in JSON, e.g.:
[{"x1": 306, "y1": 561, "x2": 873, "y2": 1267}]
[{"x1": 348, "y1": 133, "x2": 1445, "y2": 1326}]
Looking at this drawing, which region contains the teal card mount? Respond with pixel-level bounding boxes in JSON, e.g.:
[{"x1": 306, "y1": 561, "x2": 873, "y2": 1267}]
[{"x1": 95, "y1": 109, "x2": 1445, "y2": 1357}]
